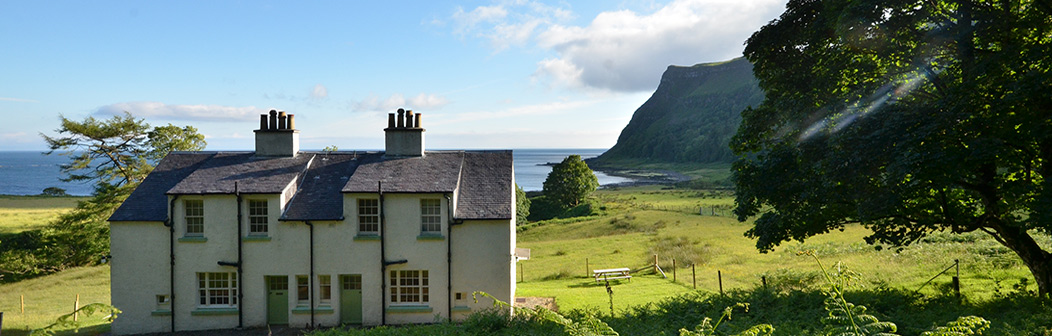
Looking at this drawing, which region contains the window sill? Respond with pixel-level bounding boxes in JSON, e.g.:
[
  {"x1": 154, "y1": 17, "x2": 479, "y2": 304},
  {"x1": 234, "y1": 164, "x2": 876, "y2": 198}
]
[
  {"x1": 416, "y1": 234, "x2": 445, "y2": 241},
  {"x1": 151, "y1": 309, "x2": 172, "y2": 316},
  {"x1": 386, "y1": 305, "x2": 433, "y2": 314},
  {"x1": 451, "y1": 306, "x2": 471, "y2": 313},
  {"x1": 191, "y1": 307, "x2": 238, "y2": 316},
  {"x1": 292, "y1": 306, "x2": 334, "y2": 314},
  {"x1": 353, "y1": 234, "x2": 381, "y2": 241},
  {"x1": 242, "y1": 236, "x2": 271, "y2": 242},
  {"x1": 178, "y1": 236, "x2": 207, "y2": 243}
]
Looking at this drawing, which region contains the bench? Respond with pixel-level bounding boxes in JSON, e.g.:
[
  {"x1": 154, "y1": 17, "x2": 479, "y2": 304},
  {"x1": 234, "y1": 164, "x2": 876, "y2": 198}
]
[{"x1": 593, "y1": 267, "x2": 632, "y2": 282}]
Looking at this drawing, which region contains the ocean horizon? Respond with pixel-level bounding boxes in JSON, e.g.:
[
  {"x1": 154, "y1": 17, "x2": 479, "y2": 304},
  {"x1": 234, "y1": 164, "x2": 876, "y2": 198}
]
[{"x1": 0, "y1": 149, "x2": 629, "y2": 196}]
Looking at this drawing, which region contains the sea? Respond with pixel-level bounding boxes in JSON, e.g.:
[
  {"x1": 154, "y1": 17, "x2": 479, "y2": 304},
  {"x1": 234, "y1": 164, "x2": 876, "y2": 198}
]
[{"x1": 0, "y1": 149, "x2": 631, "y2": 196}]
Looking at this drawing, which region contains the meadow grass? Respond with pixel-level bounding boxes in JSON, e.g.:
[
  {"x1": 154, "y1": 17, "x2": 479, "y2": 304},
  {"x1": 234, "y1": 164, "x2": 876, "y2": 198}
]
[
  {"x1": 0, "y1": 195, "x2": 83, "y2": 234},
  {"x1": 516, "y1": 186, "x2": 1041, "y2": 314},
  {"x1": 0, "y1": 265, "x2": 112, "y2": 336}
]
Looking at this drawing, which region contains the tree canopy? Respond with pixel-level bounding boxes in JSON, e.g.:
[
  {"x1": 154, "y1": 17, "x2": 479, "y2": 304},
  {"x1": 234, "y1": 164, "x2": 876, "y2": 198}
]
[
  {"x1": 543, "y1": 155, "x2": 599, "y2": 209},
  {"x1": 0, "y1": 113, "x2": 206, "y2": 282},
  {"x1": 516, "y1": 184, "x2": 531, "y2": 224},
  {"x1": 732, "y1": 0, "x2": 1052, "y2": 295}
]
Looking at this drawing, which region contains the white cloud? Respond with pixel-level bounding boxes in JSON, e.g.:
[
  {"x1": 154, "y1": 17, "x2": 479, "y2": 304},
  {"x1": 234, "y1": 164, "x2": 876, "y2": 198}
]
[
  {"x1": 310, "y1": 84, "x2": 328, "y2": 100},
  {"x1": 450, "y1": 0, "x2": 573, "y2": 51},
  {"x1": 455, "y1": 0, "x2": 786, "y2": 92},
  {"x1": 1, "y1": 132, "x2": 32, "y2": 143},
  {"x1": 94, "y1": 102, "x2": 268, "y2": 122},
  {"x1": 352, "y1": 93, "x2": 450, "y2": 113}
]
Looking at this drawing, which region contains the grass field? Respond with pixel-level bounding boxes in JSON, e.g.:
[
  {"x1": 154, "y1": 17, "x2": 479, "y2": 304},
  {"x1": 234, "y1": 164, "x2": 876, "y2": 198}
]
[
  {"x1": 0, "y1": 195, "x2": 83, "y2": 234},
  {"x1": 0, "y1": 266, "x2": 112, "y2": 336}
]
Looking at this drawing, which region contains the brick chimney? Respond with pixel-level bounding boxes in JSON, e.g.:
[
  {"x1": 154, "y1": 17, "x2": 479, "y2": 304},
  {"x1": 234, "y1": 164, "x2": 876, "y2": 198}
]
[
  {"x1": 384, "y1": 108, "x2": 424, "y2": 157},
  {"x1": 255, "y1": 109, "x2": 300, "y2": 157}
]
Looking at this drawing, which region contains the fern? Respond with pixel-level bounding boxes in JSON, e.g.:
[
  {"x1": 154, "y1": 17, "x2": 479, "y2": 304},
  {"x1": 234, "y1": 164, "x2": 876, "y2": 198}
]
[
  {"x1": 473, "y1": 291, "x2": 619, "y2": 336},
  {"x1": 920, "y1": 316, "x2": 990, "y2": 336},
  {"x1": 679, "y1": 303, "x2": 774, "y2": 336}
]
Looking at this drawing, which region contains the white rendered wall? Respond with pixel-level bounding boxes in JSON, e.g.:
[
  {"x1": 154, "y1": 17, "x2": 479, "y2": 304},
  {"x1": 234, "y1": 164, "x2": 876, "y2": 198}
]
[{"x1": 110, "y1": 221, "x2": 171, "y2": 335}]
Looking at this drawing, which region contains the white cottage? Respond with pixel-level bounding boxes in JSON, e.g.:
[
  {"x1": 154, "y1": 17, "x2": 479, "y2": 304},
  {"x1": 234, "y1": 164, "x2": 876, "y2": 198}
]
[{"x1": 108, "y1": 109, "x2": 516, "y2": 334}]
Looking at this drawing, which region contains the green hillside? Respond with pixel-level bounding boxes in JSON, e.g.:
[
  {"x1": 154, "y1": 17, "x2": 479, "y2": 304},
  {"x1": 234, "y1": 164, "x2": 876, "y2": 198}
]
[{"x1": 593, "y1": 57, "x2": 762, "y2": 166}]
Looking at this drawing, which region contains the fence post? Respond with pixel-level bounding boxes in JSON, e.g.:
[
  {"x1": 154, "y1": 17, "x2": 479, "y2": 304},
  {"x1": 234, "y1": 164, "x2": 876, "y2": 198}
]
[
  {"x1": 954, "y1": 259, "x2": 960, "y2": 298},
  {"x1": 762, "y1": 276, "x2": 767, "y2": 290},
  {"x1": 519, "y1": 263, "x2": 524, "y2": 283},
  {"x1": 653, "y1": 254, "x2": 659, "y2": 273},
  {"x1": 718, "y1": 270, "x2": 724, "y2": 295},
  {"x1": 74, "y1": 294, "x2": 80, "y2": 322},
  {"x1": 586, "y1": 258, "x2": 590, "y2": 277},
  {"x1": 1, "y1": 311, "x2": 4, "y2": 336},
  {"x1": 20, "y1": 295, "x2": 24, "y2": 314},
  {"x1": 673, "y1": 259, "x2": 677, "y2": 282},
  {"x1": 692, "y1": 264, "x2": 696, "y2": 289}
]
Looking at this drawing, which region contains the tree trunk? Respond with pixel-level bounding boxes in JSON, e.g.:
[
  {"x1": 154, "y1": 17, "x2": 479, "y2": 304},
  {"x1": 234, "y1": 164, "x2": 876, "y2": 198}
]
[{"x1": 990, "y1": 222, "x2": 1052, "y2": 297}]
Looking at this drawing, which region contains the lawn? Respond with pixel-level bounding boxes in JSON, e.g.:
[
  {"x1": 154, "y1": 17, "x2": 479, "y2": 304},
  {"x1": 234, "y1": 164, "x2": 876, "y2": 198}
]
[
  {"x1": 516, "y1": 186, "x2": 1041, "y2": 312},
  {"x1": 0, "y1": 265, "x2": 112, "y2": 336},
  {"x1": 0, "y1": 195, "x2": 82, "y2": 234}
]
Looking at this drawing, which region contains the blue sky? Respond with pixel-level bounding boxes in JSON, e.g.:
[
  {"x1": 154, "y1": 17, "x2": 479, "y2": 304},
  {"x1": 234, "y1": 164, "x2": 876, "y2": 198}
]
[{"x1": 1, "y1": 0, "x2": 786, "y2": 151}]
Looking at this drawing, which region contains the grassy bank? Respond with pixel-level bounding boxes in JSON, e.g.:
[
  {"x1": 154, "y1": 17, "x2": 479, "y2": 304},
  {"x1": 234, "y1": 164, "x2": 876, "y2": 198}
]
[{"x1": 0, "y1": 265, "x2": 112, "y2": 336}]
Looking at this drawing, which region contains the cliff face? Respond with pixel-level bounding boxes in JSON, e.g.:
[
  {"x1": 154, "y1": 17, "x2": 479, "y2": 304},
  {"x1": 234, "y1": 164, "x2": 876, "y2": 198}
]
[{"x1": 595, "y1": 57, "x2": 763, "y2": 164}]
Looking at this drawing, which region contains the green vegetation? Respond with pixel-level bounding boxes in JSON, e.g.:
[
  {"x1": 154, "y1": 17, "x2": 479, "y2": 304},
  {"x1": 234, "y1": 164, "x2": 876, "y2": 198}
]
[
  {"x1": 0, "y1": 265, "x2": 112, "y2": 336},
  {"x1": 516, "y1": 184, "x2": 531, "y2": 223},
  {"x1": 543, "y1": 155, "x2": 599, "y2": 209},
  {"x1": 0, "y1": 113, "x2": 207, "y2": 283},
  {"x1": 734, "y1": 0, "x2": 1052, "y2": 295},
  {"x1": 592, "y1": 57, "x2": 762, "y2": 166},
  {"x1": 0, "y1": 196, "x2": 83, "y2": 234}
]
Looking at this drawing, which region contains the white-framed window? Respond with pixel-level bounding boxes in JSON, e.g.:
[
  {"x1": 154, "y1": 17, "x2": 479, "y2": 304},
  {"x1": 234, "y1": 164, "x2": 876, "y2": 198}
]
[
  {"x1": 297, "y1": 275, "x2": 309, "y2": 305},
  {"x1": 358, "y1": 199, "x2": 379, "y2": 234},
  {"x1": 420, "y1": 199, "x2": 441, "y2": 234},
  {"x1": 197, "y1": 272, "x2": 237, "y2": 307},
  {"x1": 389, "y1": 270, "x2": 429, "y2": 304},
  {"x1": 248, "y1": 200, "x2": 268, "y2": 235},
  {"x1": 318, "y1": 275, "x2": 331, "y2": 305},
  {"x1": 185, "y1": 200, "x2": 204, "y2": 236}
]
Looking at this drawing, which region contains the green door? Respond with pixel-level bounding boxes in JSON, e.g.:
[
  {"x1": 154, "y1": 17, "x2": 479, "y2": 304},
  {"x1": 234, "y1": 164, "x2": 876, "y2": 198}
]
[
  {"x1": 340, "y1": 274, "x2": 363, "y2": 324},
  {"x1": 267, "y1": 276, "x2": 289, "y2": 325}
]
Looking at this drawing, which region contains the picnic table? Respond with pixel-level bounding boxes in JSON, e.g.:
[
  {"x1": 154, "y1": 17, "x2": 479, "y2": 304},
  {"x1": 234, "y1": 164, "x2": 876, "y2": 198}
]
[{"x1": 593, "y1": 267, "x2": 631, "y2": 282}]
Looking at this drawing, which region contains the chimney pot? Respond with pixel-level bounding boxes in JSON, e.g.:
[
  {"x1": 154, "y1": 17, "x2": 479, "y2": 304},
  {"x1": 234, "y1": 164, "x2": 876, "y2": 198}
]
[
  {"x1": 259, "y1": 114, "x2": 268, "y2": 130},
  {"x1": 414, "y1": 113, "x2": 422, "y2": 129},
  {"x1": 269, "y1": 110, "x2": 278, "y2": 130},
  {"x1": 406, "y1": 110, "x2": 415, "y2": 128},
  {"x1": 287, "y1": 114, "x2": 295, "y2": 129},
  {"x1": 278, "y1": 111, "x2": 288, "y2": 130},
  {"x1": 388, "y1": 113, "x2": 396, "y2": 128},
  {"x1": 397, "y1": 108, "x2": 405, "y2": 128}
]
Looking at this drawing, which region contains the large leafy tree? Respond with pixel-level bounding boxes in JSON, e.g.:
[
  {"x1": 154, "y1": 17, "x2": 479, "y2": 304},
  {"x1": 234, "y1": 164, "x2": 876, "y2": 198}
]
[
  {"x1": 733, "y1": 0, "x2": 1052, "y2": 295},
  {"x1": 543, "y1": 155, "x2": 599, "y2": 208},
  {"x1": 38, "y1": 112, "x2": 205, "y2": 270},
  {"x1": 516, "y1": 184, "x2": 531, "y2": 224}
]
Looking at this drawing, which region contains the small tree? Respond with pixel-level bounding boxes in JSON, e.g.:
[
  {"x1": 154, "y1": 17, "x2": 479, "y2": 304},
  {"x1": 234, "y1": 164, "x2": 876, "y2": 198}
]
[
  {"x1": 515, "y1": 184, "x2": 530, "y2": 224},
  {"x1": 40, "y1": 187, "x2": 69, "y2": 197},
  {"x1": 40, "y1": 113, "x2": 205, "y2": 269},
  {"x1": 542, "y1": 155, "x2": 599, "y2": 209}
]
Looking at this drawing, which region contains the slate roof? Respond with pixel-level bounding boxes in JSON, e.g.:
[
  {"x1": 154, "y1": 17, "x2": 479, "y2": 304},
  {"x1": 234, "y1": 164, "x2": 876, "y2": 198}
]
[
  {"x1": 167, "y1": 152, "x2": 313, "y2": 194},
  {"x1": 281, "y1": 153, "x2": 360, "y2": 221},
  {"x1": 108, "y1": 153, "x2": 215, "y2": 222},
  {"x1": 342, "y1": 152, "x2": 464, "y2": 193},
  {"x1": 109, "y1": 150, "x2": 513, "y2": 222},
  {"x1": 456, "y1": 151, "x2": 514, "y2": 219}
]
